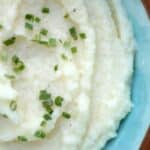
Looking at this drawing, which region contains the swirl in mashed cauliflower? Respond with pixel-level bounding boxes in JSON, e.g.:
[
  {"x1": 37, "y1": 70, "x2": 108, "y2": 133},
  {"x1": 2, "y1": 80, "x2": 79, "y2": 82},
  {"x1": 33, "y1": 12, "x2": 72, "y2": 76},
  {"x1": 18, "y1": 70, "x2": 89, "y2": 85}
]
[{"x1": 0, "y1": 0, "x2": 135, "y2": 150}]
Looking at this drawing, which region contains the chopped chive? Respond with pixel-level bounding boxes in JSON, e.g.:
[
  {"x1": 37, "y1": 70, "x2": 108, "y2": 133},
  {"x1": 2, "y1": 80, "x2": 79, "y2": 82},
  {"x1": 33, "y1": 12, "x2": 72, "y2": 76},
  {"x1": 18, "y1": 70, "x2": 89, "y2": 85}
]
[
  {"x1": 39, "y1": 90, "x2": 51, "y2": 101},
  {"x1": 55, "y1": 96, "x2": 63, "y2": 107},
  {"x1": 71, "y1": 46, "x2": 77, "y2": 54},
  {"x1": 25, "y1": 22, "x2": 33, "y2": 30},
  {"x1": 25, "y1": 14, "x2": 34, "y2": 21},
  {"x1": 1, "y1": 114, "x2": 8, "y2": 118},
  {"x1": 40, "y1": 120, "x2": 47, "y2": 127},
  {"x1": 39, "y1": 41, "x2": 49, "y2": 46},
  {"x1": 40, "y1": 28, "x2": 48, "y2": 36},
  {"x1": 5, "y1": 74, "x2": 16, "y2": 80},
  {"x1": 32, "y1": 35, "x2": 57, "y2": 47},
  {"x1": 62, "y1": 112, "x2": 71, "y2": 119},
  {"x1": 79, "y1": 33, "x2": 86, "y2": 39},
  {"x1": 35, "y1": 17, "x2": 41, "y2": 23},
  {"x1": 54, "y1": 64, "x2": 58, "y2": 71},
  {"x1": 25, "y1": 14, "x2": 40, "y2": 23},
  {"x1": 34, "y1": 130, "x2": 46, "y2": 138},
  {"x1": 59, "y1": 39, "x2": 63, "y2": 43},
  {"x1": 69, "y1": 27, "x2": 78, "y2": 40},
  {"x1": 0, "y1": 24, "x2": 3, "y2": 29},
  {"x1": 3, "y1": 37, "x2": 16, "y2": 46},
  {"x1": 64, "y1": 13, "x2": 69, "y2": 19},
  {"x1": 42, "y1": 100, "x2": 53, "y2": 107},
  {"x1": 42, "y1": 7, "x2": 50, "y2": 14},
  {"x1": 42, "y1": 101, "x2": 53, "y2": 114},
  {"x1": 33, "y1": 40, "x2": 49, "y2": 46},
  {"x1": 49, "y1": 38, "x2": 57, "y2": 47},
  {"x1": 18, "y1": 136, "x2": 28, "y2": 142},
  {"x1": 61, "y1": 53, "x2": 68, "y2": 60},
  {"x1": 63, "y1": 41, "x2": 71, "y2": 49},
  {"x1": 12, "y1": 55, "x2": 25, "y2": 73},
  {"x1": 9, "y1": 100, "x2": 17, "y2": 111},
  {"x1": 43, "y1": 113, "x2": 52, "y2": 121}
]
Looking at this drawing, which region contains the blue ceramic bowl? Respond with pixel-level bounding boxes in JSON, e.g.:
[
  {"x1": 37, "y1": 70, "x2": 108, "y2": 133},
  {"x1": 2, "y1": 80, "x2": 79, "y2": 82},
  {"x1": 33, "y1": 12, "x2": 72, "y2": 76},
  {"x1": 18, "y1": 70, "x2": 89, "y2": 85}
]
[{"x1": 105, "y1": 0, "x2": 150, "y2": 149}]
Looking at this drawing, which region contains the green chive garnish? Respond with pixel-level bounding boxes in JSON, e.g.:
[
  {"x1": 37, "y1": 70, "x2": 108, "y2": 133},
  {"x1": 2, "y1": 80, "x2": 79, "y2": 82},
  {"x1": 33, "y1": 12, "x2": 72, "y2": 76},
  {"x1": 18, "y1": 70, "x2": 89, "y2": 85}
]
[
  {"x1": 55, "y1": 96, "x2": 63, "y2": 107},
  {"x1": 34, "y1": 130, "x2": 46, "y2": 138},
  {"x1": 54, "y1": 64, "x2": 58, "y2": 71},
  {"x1": 18, "y1": 136, "x2": 28, "y2": 142},
  {"x1": 79, "y1": 33, "x2": 86, "y2": 39},
  {"x1": 39, "y1": 90, "x2": 51, "y2": 101},
  {"x1": 5, "y1": 74, "x2": 16, "y2": 80},
  {"x1": 33, "y1": 40, "x2": 49, "y2": 46},
  {"x1": 3, "y1": 37, "x2": 16, "y2": 46},
  {"x1": 1, "y1": 114, "x2": 8, "y2": 118},
  {"x1": 35, "y1": 17, "x2": 40, "y2": 23},
  {"x1": 9, "y1": 100, "x2": 17, "y2": 111},
  {"x1": 59, "y1": 39, "x2": 63, "y2": 43},
  {"x1": 0, "y1": 24, "x2": 3, "y2": 30},
  {"x1": 25, "y1": 14, "x2": 34, "y2": 21},
  {"x1": 40, "y1": 28, "x2": 48, "y2": 36},
  {"x1": 42, "y1": 101, "x2": 53, "y2": 114},
  {"x1": 42, "y1": 7, "x2": 50, "y2": 14},
  {"x1": 69, "y1": 27, "x2": 78, "y2": 40},
  {"x1": 43, "y1": 113, "x2": 52, "y2": 121},
  {"x1": 64, "y1": 13, "x2": 69, "y2": 19},
  {"x1": 71, "y1": 46, "x2": 77, "y2": 54},
  {"x1": 49, "y1": 38, "x2": 57, "y2": 47},
  {"x1": 25, "y1": 14, "x2": 40, "y2": 23},
  {"x1": 25, "y1": 22, "x2": 33, "y2": 30},
  {"x1": 61, "y1": 54, "x2": 68, "y2": 60},
  {"x1": 12, "y1": 55, "x2": 25, "y2": 73},
  {"x1": 40, "y1": 120, "x2": 47, "y2": 127},
  {"x1": 62, "y1": 112, "x2": 71, "y2": 119}
]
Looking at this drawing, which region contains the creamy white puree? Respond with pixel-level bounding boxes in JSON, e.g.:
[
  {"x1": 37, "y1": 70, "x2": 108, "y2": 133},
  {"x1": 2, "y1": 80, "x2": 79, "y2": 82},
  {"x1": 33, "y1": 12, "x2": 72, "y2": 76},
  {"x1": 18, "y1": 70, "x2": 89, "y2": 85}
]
[{"x1": 0, "y1": 0, "x2": 135, "y2": 150}]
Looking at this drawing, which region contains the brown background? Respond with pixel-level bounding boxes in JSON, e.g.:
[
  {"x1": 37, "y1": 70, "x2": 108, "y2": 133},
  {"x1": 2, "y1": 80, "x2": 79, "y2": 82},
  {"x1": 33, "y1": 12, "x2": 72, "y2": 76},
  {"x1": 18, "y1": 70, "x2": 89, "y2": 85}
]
[
  {"x1": 142, "y1": 0, "x2": 150, "y2": 16},
  {"x1": 140, "y1": 0, "x2": 150, "y2": 150}
]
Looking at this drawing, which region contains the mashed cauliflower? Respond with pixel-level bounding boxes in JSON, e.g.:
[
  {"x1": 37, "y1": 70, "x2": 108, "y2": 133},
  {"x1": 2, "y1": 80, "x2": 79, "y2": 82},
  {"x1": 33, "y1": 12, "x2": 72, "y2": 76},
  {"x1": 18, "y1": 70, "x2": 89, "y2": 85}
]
[{"x1": 0, "y1": 0, "x2": 135, "y2": 150}]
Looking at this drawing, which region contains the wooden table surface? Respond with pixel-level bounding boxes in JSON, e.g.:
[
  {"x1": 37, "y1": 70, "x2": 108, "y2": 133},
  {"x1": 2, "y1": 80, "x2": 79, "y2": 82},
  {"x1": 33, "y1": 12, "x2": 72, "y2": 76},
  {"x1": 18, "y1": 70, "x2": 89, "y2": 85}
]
[{"x1": 140, "y1": 1, "x2": 150, "y2": 150}]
